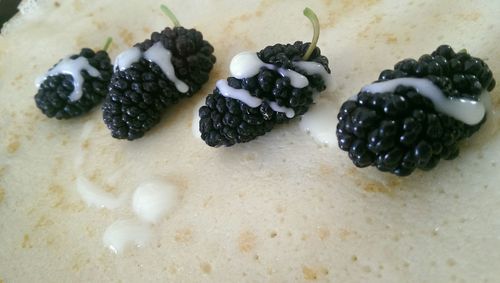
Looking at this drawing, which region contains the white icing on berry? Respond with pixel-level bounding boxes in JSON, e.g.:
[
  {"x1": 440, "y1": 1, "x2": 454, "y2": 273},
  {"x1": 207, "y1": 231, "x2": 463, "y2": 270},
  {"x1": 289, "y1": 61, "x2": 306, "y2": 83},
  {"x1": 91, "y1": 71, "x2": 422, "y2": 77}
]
[
  {"x1": 362, "y1": 78, "x2": 488, "y2": 125},
  {"x1": 35, "y1": 56, "x2": 101, "y2": 102},
  {"x1": 223, "y1": 52, "x2": 331, "y2": 118},
  {"x1": 479, "y1": 90, "x2": 492, "y2": 112},
  {"x1": 229, "y1": 51, "x2": 309, "y2": 88},
  {"x1": 132, "y1": 179, "x2": 178, "y2": 223},
  {"x1": 114, "y1": 47, "x2": 142, "y2": 71},
  {"x1": 276, "y1": 68, "x2": 309, "y2": 88},
  {"x1": 216, "y1": 79, "x2": 296, "y2": 118},
  {"x1": 269, "y1": 101, "x2": 295, "y2": 118},
  {"x1": 76, "y1": 176, "x2": 126, "y2": 210},
  {"x1": 113, "y1": 42, "x2": 189, "y2": 93},
  {"x1": 293, "y1": 61, "x2": 332, "y2": 88},
  {"x1": 229, "y1": 52, "x2": 268, "y2": 79},
  {"x1": 216, "y1": 79, "x2": 262, "y2": 108},
  {"x1": 102, "y1": 219, "x2": 152, "y2": 254},
  {"x1": 144, "y1": 42, "x2": 189, "y2": 93}
]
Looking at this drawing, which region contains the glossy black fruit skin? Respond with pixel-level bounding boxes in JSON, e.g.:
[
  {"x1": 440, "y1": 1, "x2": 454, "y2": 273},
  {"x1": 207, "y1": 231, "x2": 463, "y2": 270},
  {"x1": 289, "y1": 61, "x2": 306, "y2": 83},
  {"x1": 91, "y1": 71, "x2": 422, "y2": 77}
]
[
  {"x1": 103, "y1": 26, "x2": 216, "y2": 140},
  {"x1": 336, "y1": 45, "x2": 495, "y2": 176},
  {"x1": 35, "y1": 48, "x2": 112, "y2": 119}
]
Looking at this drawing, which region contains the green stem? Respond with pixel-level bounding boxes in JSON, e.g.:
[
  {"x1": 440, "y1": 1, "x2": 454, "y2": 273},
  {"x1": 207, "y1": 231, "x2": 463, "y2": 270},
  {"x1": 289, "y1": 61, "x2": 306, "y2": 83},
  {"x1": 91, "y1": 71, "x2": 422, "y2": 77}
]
[
  {"x1": 160, "y1": 4, "x2": 180, "y2": 27},
  {"x1": 103, "y1": 37, "x2": 113, "y2": 51},
  {"x1": 302, "y1": 7, "x2": 320, "y2": 61}
]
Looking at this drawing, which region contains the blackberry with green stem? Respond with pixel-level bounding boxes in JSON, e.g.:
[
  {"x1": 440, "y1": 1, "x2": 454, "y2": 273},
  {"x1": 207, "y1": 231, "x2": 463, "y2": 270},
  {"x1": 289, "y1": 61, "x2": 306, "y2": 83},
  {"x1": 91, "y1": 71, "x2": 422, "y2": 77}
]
[
  {"x1": 199, "y1": 8, "x2": 331, "y2": 147},
  {"x1": 103, "y1": 4, "x2": 216, "y2": 140},
  {"x1": 336, "y1": 45, "x2": 495, "y2": 176},
  {"x1": 34, "y1": 37, "x2": 113, "y2": 119}
]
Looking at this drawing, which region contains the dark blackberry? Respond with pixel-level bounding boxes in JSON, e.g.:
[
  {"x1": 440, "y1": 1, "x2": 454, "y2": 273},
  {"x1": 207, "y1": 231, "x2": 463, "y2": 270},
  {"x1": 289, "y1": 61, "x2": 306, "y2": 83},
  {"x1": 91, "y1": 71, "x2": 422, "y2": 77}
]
[
  {"x1": 102, "y1": 5, "x2": 216, "y2": 140},
  {"x1": 337, "y1": 45, "x2": 495, "y2": 176},
  {"x1": 34, "y1": 39, "x2": 113, "y2": 119},
  {"x1": 199, "y1": 8, "x2": 331, "y2": 147}
]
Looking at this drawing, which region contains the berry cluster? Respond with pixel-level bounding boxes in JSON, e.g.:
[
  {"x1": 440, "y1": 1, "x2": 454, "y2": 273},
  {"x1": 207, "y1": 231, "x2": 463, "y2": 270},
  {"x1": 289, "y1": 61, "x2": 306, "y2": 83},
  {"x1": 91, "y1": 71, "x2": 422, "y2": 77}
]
[{"x1": 336, "y1": 45, "x2": 495, "y2": 176}]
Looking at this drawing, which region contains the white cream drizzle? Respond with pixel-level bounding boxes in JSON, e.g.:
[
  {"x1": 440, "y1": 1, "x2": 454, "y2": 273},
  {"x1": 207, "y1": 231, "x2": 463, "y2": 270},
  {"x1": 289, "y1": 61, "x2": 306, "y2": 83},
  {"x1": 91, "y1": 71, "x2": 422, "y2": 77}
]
[
  {"x1": 269, "y1": 101, "x2": 295, "y2": 118},
  {"x1": 293, "y1": 61, "x2": 332, "y2": 88},
  {"x1": 216, "y1": 79, "x2": 295, "y2": 117},
  {"x1": 229, "y1": 52, "x2": 309, "y2": 88},
  {"x1": 361, "y1": 78, "x2": 488, "y2": 125},
  {"x1": 113, "y1": 42, "x2": 189, "y2": 93},
  {"x1": 144, "y1": 42, "x2": 189, "y2": 93},
  {"x1": 76, "y1": 176, "x2": 126, "y2": 210},
  {"x1": 35, "y1": 56, "x2": 101, "y2": 101},
  {"x1": 102, "y1": 219, "x2": 152, "y2": 254},
  {"x1": 277, "y1": 68, "x2": 309, "y2": 88},
  {"x1": 216, "y1": 80, "x2": 262, "y2": 107},
  {"x1": 114, "y1": 47, "x2": 142, "y2": 71},
  {"x1": 218, "y1": 52, "x2": 330, "y2": 118}
]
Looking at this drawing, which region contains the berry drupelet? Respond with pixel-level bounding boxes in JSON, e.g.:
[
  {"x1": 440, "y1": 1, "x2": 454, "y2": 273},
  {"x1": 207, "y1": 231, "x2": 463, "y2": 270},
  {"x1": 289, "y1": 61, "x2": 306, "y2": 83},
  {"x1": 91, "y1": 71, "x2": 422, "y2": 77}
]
[
  {"x1": 102, "y1": 5, "x2": 216, "y2": 140},
  {"x1": 336, "y1": 45, "x2": 495, "y2": 176},
  {"x1": 199, "y1": 8, "x2": 331, "y2": 147},
  {"x1": 34, "y1": 38, "x2": 113, "y2": 119}
]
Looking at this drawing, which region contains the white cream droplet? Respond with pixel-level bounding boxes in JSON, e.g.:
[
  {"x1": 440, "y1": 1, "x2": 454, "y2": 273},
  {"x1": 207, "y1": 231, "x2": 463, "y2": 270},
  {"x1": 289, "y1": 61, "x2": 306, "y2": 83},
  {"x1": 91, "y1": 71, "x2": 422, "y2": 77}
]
[
  {"x1": 113, "y1": 43, "x2": 189, "y2": 93},
  {"x1": 362, "y1": 78, "x2": 487, "y2": 125},
  {"x1": 229, "y1": 51, "x2": 268, "y2": 79},
  {"x1": 35, "y1": 56, "x2": 101, "y2": 101},
  {"x1": 144, "y1": 42, "x2": 189, "y2": 93},
  {"x1": 132, "y1": 179, "x2": 178, "y2": 223},
  {"x1": 114, "y1": 47, "x2": 142, "y2": 71},
  {"x1": 102, "y1": 219, "x2": 152, "y2": 254},
  {"x1": 299, "y1": 101, "x2": 337, "y2": 146},
  {"x1": 76, "y1": 176, "x2": 126, "y2": 210}
]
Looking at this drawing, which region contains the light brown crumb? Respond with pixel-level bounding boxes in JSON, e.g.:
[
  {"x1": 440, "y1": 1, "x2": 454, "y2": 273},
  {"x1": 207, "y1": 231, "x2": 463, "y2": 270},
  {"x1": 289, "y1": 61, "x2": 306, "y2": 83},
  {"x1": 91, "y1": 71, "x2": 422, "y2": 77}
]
[
  {"x1": 457, "y1": 12, "x2": 481, "y2": 21},
  {"x1": 384, "y1": 33, "x2": 398, "y2": 44},
  {"x1": 302, "y1": 266, "x2": 317, "y2": 280},
  {"x1": 119, "y1": 29, "x2": 134, "y2": 46},
  {"x1": 34, "y1": 216, "x2": 54, "y2": 229},
  {"x1": 175, "y1": 228, "x2": 193, "y2": 243},
  {"x1": 7, "y1": 140, "x2": 20, "y2": 153},
  {"x1": 238, "y1": 230, "x2": 256, "y2": 253},
  {"x1": 200, "y1": 262, "x2": 212, "y2": 274},
  {"x1": 21, "y1": 234, "x2": 32, "y2": 249},
  {"x1": 317, "y1": 227, "x2": 330, "y2": 240},
  {"x1": 339, "y1": 228, "x2": 352, "y2": 240}
]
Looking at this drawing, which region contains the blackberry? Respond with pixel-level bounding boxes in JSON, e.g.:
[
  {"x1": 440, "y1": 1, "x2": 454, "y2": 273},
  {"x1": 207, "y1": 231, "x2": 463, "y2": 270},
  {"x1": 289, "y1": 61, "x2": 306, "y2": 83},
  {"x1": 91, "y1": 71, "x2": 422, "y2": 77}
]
[
  {"x1": 336, "y1": 45, "x2": 495, "y2": 176},
  {"x1": 199, "y1": 8, "x2": 331, "y2": 147},
  {"x1": 103, "y1": 5, "x2": 216, "y2": 140},
  {"x1": 34, "y1": 38, "x2": 113, "y2": 119}
]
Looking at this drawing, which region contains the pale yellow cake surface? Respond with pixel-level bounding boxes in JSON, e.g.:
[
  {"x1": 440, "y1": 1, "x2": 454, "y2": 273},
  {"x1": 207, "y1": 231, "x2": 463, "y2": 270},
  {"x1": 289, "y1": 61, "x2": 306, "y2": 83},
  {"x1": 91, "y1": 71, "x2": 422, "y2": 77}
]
[{"x1": 1, "y1": 0, "x2": 500, "y2": 282}]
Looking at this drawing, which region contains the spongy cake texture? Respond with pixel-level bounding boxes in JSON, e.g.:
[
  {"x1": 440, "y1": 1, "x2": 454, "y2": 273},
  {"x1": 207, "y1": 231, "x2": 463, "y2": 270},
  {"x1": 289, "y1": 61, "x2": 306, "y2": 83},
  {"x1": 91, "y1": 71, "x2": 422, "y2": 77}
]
[{"x1": 1, "y1": 0, "x2": 500, "y2": 282}]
